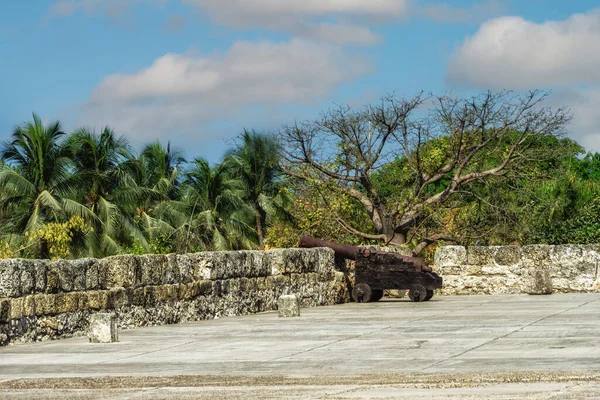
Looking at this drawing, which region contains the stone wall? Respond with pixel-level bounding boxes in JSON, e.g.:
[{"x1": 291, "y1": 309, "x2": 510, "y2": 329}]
[
  {"x1": 435, "y1": 244, "x2": 600, "y2": 295},
  {"x1": 0, "y1": 248, "x2": 349, "y2": 346}
]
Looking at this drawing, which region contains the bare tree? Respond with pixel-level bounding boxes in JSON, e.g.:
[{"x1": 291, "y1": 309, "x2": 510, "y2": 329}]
[{"x1": 280, "y1": 90, "x2": 572, "y2": 253}]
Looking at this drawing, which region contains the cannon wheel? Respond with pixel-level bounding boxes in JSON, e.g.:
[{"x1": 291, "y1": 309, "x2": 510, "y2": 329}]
[
  {"x1": 424, "y1": 289, "x2": 434, "y2": 301},
  {"x1": 371, "y1": 289, "x2": 384, "y2": 302},
  {"x1": 352, "y1": 283, "x2": 372, "y2": 303},
  {"x1": 409, "y1": 284, "x2": 427, "y2": 302}
]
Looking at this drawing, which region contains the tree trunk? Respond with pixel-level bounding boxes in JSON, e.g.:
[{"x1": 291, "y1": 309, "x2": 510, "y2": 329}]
[
  {"x1": 255, "y1": 207, "x2": 265, "y2": 250},
  {"x1": 40, "y1": 239, "x2": 50, "y2": 259}
]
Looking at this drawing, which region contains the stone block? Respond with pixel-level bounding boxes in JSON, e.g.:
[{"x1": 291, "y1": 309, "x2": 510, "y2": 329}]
[
  {"x1": 465, "y1": 265, "x2": 483, "y2": 275},
  {"x1": 521, "y1": 245, "x2": 551, "y2": 268},
  {"x1": 245, "y1": 251, "x2": 271, "y2": 277},
  {"x1": 9, "y1": 297, "x2": 23, "y2": 319},
  {"x1": 164, "y1": 254, "x2": 180, "y2": 284},
  {"x1": 0, "y1": 298, "x2": 11, "y2": 322},
  {"x1": 45, "y1": 264, "x2": 60, "y2": 294},
  {"x1": 177, "y1": 282, "x2": 193, "y2": 300},
  {"x1": 138, "y1": 254, "x2": 164, "y2": 286},
  {"x1": 55, "y1": 292, "x2": 79, "y2": 313},
  {"x1": 144, "y1": 286, "x2": 157, "y2": 307},
  {"x1": 22, "y1": 295, "x2": 36, "y2": 317},
  {"x1": 88, "y1": 313, "x2": 118, "y2": 343},
  {"x1": 100, "y1": 255, "x2": 141, "y2": 289},
  {"x1": 86, "y1": 291, "x2": 104, "y2": 310},
  {"x1": 33, "y1": 260, "x2": 48, "y2": 293},
  {"x1": 466, "y1": 246, "x2": 498, "y2": 266},
  {"x1": 522, "y1": 265, "x2": 553, "y2": 295},
  {"x1": 282, "y1": 248, "x2": 319, "y2": 274},
  {"x1": 48, "y1": 260, "x2": 73, "y2": 293},
  {"x1": 188, "y1": 252, "x2": 212, "y2": 281},
  {"x1": 34, "y1": 294, "x2": 55, "y2": 315},
  {"x1": 494, "y1": 246, "x2": 521, "y2": 266},
  {"x1": 78, "y1": 292, "x2": 89, "y2": 310},
  {"x1": 0, "y1": 259, "x2": 21, "y2": 297},
  {"x1": 196, "y1": 280, "x2": 213, "y2": 296},
  {"x1": 71, "y1": 258, "x2": 90, "y2": 291},
  {"x1": 175, "y1": 254, "x2": 193, "y2": 283},
  {"x1": 550, "y1": 245, "x2": 584, "y2": 268},
  {"x1": 108, "y1": 288, "x2": 130, "y2": 309},
  {"x1": 85, "y1": 259, "x2": 100, "y2": 290},
  {"x1": 278, "y1": 294, "x2": 301, "y2": 317},
  {"x1": 267, "y1": 249, "x2": 284, "y2": 275},
  {"x1": 19, "y1": 260, "x2": 35, "y2": 296},
  {"x1": 434, "y1": 246, "x2": 467, "y2": 268},
  {"x1": 131, "y1": 287, "x2": 146, "y2": 306}
]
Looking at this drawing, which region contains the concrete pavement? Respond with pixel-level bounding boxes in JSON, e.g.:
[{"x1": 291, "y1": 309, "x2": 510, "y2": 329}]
[{"x1": 1, "y1": 293, "x2": 600, "y2": 398}]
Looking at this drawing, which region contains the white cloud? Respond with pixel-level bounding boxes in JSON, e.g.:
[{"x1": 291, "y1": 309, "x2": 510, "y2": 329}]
[
  {"x1": 78, "y1": 39, "x2": 371, "y2": 143},
  {"x1": 418, "y1": 0, "x2": 506, "y2": 23},
  {"x1": 47, "y1": 0, "x2": 169, "y2": 22},
  {"x1": 183, "y1": 0, "x2": 408, "y2": 22},
  {"x1": 447, "y1": 9, "x2": 600, "y2": 88},
  {"x1": 549, "y1": 88, "x2": 600, "y2": 153}
]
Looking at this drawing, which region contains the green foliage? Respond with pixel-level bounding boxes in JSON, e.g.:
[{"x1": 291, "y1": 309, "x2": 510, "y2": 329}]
[
  {"x1": 28, "y1": 216, "x2": 90, "y2": 259},
  {"x1": 0, "y1": 104, "x2": 599, "y2": 260}
]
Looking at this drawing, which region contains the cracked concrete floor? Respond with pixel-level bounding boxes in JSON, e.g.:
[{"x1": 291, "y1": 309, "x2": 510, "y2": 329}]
[{"x1": 1, "y1": 293, "x2": 600, "y2": 398}]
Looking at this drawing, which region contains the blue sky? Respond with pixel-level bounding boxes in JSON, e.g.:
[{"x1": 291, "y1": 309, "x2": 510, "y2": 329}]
[{"x1": 2, "y1": 0, "x2": 600, "y2": 163}]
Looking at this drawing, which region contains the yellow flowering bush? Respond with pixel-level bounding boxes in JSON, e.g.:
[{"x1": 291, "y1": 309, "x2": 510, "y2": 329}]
[{"x1": 30, "y1": 216, "x2": 89, "y2": 259}]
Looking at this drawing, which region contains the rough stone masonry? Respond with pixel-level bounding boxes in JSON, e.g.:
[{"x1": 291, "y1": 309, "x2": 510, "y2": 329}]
[
  {"x1": 435, "y1": 244, "x2": 600, "y2": 295},
  {"x1": 0, "y1": 248, "x2": 349, "y2": 346}
]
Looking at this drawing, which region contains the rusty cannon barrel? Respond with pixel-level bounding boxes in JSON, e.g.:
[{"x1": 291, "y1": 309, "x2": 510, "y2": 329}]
[
  {"x1": 297, "y1": 235, "x2": 431, "y2": 272},
  {"x1": 297, "y1": 235, "x2": 361, "y2": 260}
]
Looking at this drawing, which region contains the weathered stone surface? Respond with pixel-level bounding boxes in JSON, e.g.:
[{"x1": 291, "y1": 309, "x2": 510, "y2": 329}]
[
  {"x1": 71, "y1": 258, "x2": 94, "y2": 291},
  {"x1": 88, "y1": 313, "x2": 118, "y2": 343},
  {"x1": 434, "y1": 246, "x2": 467, "y2": 268},
  {"x1": 188, "y1": 252, "x2": 213, "y2": 281},
  {"x1": 22, "y1": 295, "x2": 36, "y2": 317},
  {"x1": 10, "y1": 297, "x2": 23, "y2": 319},
  {"x1": 18, "y1": 260, "x2": 35, "y2": 296},
  {"x1": 100, "y1": 255, "x2": 140, "y2": 289},
  {"x1": 550, "y1": 244, "x2": 584, "y2": 267},
  {"x1": 0, "y1": 247, "x2": 348, "y2": 345},
  {"x1": 108, "y1": 288, "x2": 130, "y2": 309},
  {"x1": 278, "y1": 294, "x2": 300, "y2": 317},
  {"x1": 521, "y1": 245, "x2": 551, "y2": 268},
  {"x1": 466, "y1": 246, "x2": 498, "y2": 266},
  {"x1": 522, "y1": 265, "x2": 553, "y2": 295},
  {"x1": 494, "y1": 246, "x2": 521, "y2": 266},
  {"x1": 33, "y1": 260, "x2": 48, "y2": 293},
  {"x1": 0, "y1": 259, "x2": 21, "y2": 297},
  {"x1": 0, "y1": 298, "x2": 11, "y2": 322},
  {"x1": 55, "y1": 292, "x2": 79, "y2": 314},
  {"x1": 83, "y1": 259, "x2": 99, "y2": 290},
  {"x1": 138, "y1": 254, "x2": 164, "y2": 286},
  {"x1": 283, "y1": 248, "x2": 315, "y2": 274},
  {"x1": 164, "y1": 254, "x2": 180, "y2": 284},
  {"x1": 34, "y1": 294, "x2": 55, "y2": 315},
  {"x1": 48, "y1": 260, "x2": 74, "y2": 293},
  {"x1": 175, "y1": 254, "x2": 193, "y2": 283}
]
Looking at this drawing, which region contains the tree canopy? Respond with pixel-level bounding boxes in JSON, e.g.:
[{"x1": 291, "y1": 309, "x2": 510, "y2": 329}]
[{"x1": 0, "y1": 91, "x2": 598, "y2": 259}]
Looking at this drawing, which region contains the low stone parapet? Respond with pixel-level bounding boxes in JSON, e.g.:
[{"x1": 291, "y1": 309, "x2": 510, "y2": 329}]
[
  {"x1": 0, "y1": 248, "x2": 349, "y2": 346},
  {"x1": 435, "y1": 244, "x2": 600, "y2": 295}
]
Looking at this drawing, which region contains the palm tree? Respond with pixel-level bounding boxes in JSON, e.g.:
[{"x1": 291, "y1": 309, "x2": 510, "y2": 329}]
[
  {"x1": 179, "y1": 158, "x2": 256, "y2": 251},
  {"x1": 65, "y1": 127, "x2": 153, "y2": 256},
  {"x1": 0, "y1": 113, "x2": 93, "y2": 258},
  {"x1": 140, "y1": 140, "x2": 185, "y2": 199},
  {"x1": 226, "y1": 130, "x2": 292, "y2": 249}
]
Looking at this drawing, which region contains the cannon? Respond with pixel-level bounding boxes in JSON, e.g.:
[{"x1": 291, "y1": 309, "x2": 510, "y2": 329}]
[{"x1": 298, "y1": 235, "x2": 443, "y2": 303}]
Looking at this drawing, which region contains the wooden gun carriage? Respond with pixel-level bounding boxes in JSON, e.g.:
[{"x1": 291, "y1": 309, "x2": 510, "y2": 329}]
[{"x1": 298, "y1": 236, "x2": 443, "y2": 303}]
